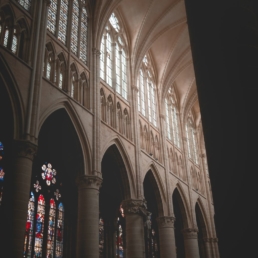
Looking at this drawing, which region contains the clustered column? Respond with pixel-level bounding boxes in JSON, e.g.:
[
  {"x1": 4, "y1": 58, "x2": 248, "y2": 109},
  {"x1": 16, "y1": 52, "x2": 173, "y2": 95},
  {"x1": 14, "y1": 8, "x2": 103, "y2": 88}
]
[
  {"x1": 122, "y1": 199, "x2": 147, "y2": 258},
  {"x1": 10, "y1": 140, "x2": 37, "y2": 257},
  {"x1": 182, "y1": 228, "x2": 200, "y2": 258},
  {"x1": 157, "y1": 216, "x2": 177, "y2": 258},
  {"x1": 76, "y1": 175, "x2": 102, "y2": 258}
]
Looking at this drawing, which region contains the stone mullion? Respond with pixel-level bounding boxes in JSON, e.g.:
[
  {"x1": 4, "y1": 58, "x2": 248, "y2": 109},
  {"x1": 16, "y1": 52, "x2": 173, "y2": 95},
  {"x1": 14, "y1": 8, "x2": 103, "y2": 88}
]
[
  {"x1": 159, "y1": 115, "x2": 173, "y2": 215},
  {"x1": 76, "y1": 175, "x2": 102, "y2": 258},
  {"x1": 182, "y1": 228, "x2": 200, "y2": 258},
  {"x1": 157, "y1": 216, "x2": 177, "y2": 258},
  {"x1": 10, "y1": 140, "x2": 37, "y2": 258},
  {"x1": 131, "y1": 85, "x2": 143, "y2": 198}
]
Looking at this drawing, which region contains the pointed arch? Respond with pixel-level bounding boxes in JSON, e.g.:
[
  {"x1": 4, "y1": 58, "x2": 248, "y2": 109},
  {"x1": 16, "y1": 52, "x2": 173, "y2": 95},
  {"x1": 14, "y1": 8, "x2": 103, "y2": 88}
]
[
  {"x1": 101, "y1": 136, "x2": 136, "y2": 199},
  {"x1": 56, "y1": 52, "x2": 67, "y2": 90},
  {"x1": 38, "y1": 99, "x2": 92, "y2": 176},
  {"x1": 143, "y1": 163, "x2": 166, "y2": 216},
  {"x1": 195, "y1": 198, "x2": 210, "y2": 238},
  {"x1": 70, "y1": 62, "x2": 79, "y2": 99},
  {"x1": 0, "y1": 53, "x2": 24, "y2": 138},
  {"x1": 173, "y1": 183, "x2": 191, "y2": 228}
]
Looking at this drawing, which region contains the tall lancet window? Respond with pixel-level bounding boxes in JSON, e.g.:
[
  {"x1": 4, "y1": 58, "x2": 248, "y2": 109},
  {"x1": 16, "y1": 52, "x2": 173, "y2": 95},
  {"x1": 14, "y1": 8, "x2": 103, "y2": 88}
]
[
  {"x1": 137, "y1": 55, "x2": 157, "y2": 126},
  {"x1": 47, "y1": 0, "x2": 58, "y2": 34},
  {"x1": 58, "y1": 0, "x2": 69, "y2": 44},
  {"x1": 71, "y1": 0, "x2": 79, "y2": 55},
  {"x1": 100, "y1": 13, "x2": 128, "y2": 100},
  {"x1": 23, "y1": 162, "x2": 64, "y2": 258},
  {"x1": 165, "y1": 87, "x2": 181, "y2": 148},
  {"x1": 186, "y1": 114, "x2": 199, "y2": 164}
]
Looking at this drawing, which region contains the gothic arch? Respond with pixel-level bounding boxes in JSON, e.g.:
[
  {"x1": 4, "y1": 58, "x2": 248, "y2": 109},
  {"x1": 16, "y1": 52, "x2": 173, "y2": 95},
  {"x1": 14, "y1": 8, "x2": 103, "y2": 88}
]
[
  {"x1": 0, "y1": 53, "x2": 24, "y2": 138},
  {"x1": 143, "y1": 163, "x2": 166, "y2": 216},
  {"x1": 101, "y1": 136, "x2": 136, "y2": 199},
  {"x1": 38, "y1": 99, "x2": 92, "y2": 176},
  {"x1": 172, "y1": 183, "x2": 191, "y2": 228},
  {"x1": 195, "y1": 198, "x2": 210, "y2": 237}
]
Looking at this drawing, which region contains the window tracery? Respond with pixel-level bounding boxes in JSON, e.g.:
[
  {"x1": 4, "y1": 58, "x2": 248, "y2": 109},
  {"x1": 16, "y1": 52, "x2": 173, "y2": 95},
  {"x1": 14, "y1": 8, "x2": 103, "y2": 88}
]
[
  {"x1": 100, "y1": 13, "x2": 128, "y2": 100},
  {"x1": 23, "y1": 162, "x2": 64, "y2": 258},
  {"x1": 18, "y1": 0, "x2": 31, "y2": 11},
  {"x1": 186, "y1": 114, "x2": 199, "y2": 164},
  {"x1": 165, "y1": 88, "x2": 181, "y2": 148},
  {"x1": 137, "y1": 55, "x2": 157, "y2": 126}
]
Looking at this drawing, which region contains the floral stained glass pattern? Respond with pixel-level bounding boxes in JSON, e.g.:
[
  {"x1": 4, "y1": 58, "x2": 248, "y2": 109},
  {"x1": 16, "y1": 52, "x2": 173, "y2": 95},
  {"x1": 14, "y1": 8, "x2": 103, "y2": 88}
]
[
  {"x1": 56, "y1": 202, "x2": 64, "y2": 258},
  {"x1": 46, "y1": 199, "x2": 56, "y2": 257},
  {"x1": 41, "y1": 163, "x2": 57, "y2": 186}
]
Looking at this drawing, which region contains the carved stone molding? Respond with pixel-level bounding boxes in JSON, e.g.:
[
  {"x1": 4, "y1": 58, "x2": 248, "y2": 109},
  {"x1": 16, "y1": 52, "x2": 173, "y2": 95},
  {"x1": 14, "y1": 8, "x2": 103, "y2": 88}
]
[
  {"x1": 92, "y1": 48, "x2": 101, "y2": 56},
  {"x1": 131, "y1": 85, "x2": 139, "y2": 93},
  {"x1": 157, "y1": 216, "x2": 176, "y2": 228},
  {"x1": 182, "y1": 228, "x2": 199, "y2": 239},
  {"x1": 211, "y1": 237, "x2": 218, "y2": 243},
  {"x1": 12, "y1": 140, "x2": 37, "y2": 161},
  {"x1": 122, "y1": 199, "x2": 149, "y2": 217},
  {"x1": 76, "y1": 175, "x2": 102, "y2": 190}
]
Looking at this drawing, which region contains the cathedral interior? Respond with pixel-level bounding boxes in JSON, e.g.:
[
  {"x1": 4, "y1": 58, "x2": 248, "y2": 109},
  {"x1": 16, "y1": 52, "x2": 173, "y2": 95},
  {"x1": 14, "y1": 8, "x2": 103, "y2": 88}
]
[{"x1": 0, "y1": 0, "x2": 256, "y2": 257}]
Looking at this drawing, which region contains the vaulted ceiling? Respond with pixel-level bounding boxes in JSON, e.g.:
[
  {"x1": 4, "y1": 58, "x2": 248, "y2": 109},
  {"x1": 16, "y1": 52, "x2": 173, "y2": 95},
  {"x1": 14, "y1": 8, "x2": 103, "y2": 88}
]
[{"x1": 92, "y1": 0, "x2": 200, "y2": 124}]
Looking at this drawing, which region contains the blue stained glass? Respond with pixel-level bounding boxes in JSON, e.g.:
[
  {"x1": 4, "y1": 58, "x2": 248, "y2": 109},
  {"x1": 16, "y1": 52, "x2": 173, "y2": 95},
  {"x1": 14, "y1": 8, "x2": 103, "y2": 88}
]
[{"x1": 0, "y1": 142, "x2": 3, "y2": 150}]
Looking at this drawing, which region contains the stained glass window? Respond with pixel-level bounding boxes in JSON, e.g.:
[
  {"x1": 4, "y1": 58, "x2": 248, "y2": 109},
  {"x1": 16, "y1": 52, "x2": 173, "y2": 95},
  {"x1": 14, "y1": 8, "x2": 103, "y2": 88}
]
[
  {"x1": 165, "y1": 99, "x2": 171, "y2": 140},
  {"x1": 116, "y1": 45, "x2": 121, "y2": 94},
  {"x1": 46, "y1": 61, "x2": 51, "y2": 80},
  {"x1": 100, "y1": 36, "x2": 105, "y2": 80},
  {"x1": 106, "y1": 33, "x2": 112, "y2": 86},
  {"x1": 59, "y1": 72, "x2": 63, "y2": 89},
  {"x1": 109, "y1": 13, "x2": 120, "y2": 32},
  {"x1": 186, "y1": 119, "x2": 198, "y2": 164},
  {"x1": 71, "y1": 0, "x2": 79, "y2": 55},
  {"x1": 99, "y1": 217, "x2": 104, "y2": 257},
  {"x1": 80, "y1": 8, "x2": 88, "y2": 63},
  {"x1": 23, "y1": 162, "x2": 64, "y2": 258},
  {"x1": 23, "y1": 192, "x2": 35, "y2": 257},
  {"x1": 116, "y1": 217, "x2": 124, "y2": 257},
  {"x1": 121, "y1": 50, "x2": 127, "y2": 99},
  {"x1": 18, "y1": 0, "x2": 31, "y2": 11},
  {"x1": 3, "y1": 29, "x2": 9, "y2": 47},
  {"x1": 139, "y1": 70, "x2": 145, "y2": 116},
  {"x1": 34, "y1": 194, "x2": 45, "y2": 257},
  {"x1": 11, "y1": 32, "x2": 17, "y2": 54},
  {"x1": 47, "y1": 0, "x2": 58, "y2": 34},
  {"x1": 0, "y1": 142, "x2": 4, "y2": 206},
  {"x1": 58, "y1": 0, "x2": 68, "y2": 44}
]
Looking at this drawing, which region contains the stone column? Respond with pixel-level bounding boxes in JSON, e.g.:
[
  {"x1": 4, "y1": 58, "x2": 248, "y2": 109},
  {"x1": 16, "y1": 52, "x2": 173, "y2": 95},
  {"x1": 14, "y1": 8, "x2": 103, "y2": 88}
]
[
  {"x1": 182, "y1": 228, "x2": 200, "y2": 258},
  {"x1": 203, "y1": 238, "x2": 213, "y2": 258},
  {"x1": 11, "y1": 140, "x2": 37, "y2": 258},
  {"x1": 211, "y1": 237, "x2": 220, "y2": 258},
  {"x1": 76, "y1": 175, "x2": 102, "y2": 258},
  {"x1": 122, "y1": 199, "x2": 146, "y2": 258},
  {"x1": 157, "y1": 216, "x2": 177, "y2": 258}
]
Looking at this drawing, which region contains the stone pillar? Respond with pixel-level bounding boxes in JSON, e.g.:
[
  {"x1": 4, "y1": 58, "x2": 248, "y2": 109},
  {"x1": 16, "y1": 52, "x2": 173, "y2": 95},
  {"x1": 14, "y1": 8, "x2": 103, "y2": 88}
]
[
  {"x1": 203, "y1": 238, "x2": 213, "y2": 258},
  {"x1": 76, "y1": 175, "x2": 102, "y2": 258},
  {"x1": 157, "y1": 216, "x2": 177, "y2": 258},
  {"x1": 122, "y1": 199, "x2": 146, "y2": 258},
  {"x1": 11, "y1": 140, "x2": 37, "y2": 258},
  {"x1": 211, "y1": 237, "x2": 220, "y2": 258},
  {"x1": 182, "y1": 228, "x2": 200, "y2": 258}
]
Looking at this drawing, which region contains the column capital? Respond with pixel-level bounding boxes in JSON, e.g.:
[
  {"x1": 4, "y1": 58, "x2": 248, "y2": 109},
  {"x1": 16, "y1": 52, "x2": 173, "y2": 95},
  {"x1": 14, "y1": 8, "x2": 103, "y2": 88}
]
[
  {"x1": 182, "y1": 228, "x2": 199, "y2": 239},
  {"x1": 122, "y1": 199, "x2": 149, "y2": 216},
  {"x1": 131, "y1": 85, "x2": 139, "y2": 93},
  {"x1": 159, "y1": 114, "x2": 165, "y2": 120},
  {"x1": 157, "y1": 216, "x2": 176, "y2": 228},
  {"x1": 76, "y1": 175, "x2": 102, "y2": 190},
  {"x1": 12, "y1": 140, "x2": 37, "y2": 161},
  {"x1": 92, "y1": 48, "x2": 101, "y2": 56}
]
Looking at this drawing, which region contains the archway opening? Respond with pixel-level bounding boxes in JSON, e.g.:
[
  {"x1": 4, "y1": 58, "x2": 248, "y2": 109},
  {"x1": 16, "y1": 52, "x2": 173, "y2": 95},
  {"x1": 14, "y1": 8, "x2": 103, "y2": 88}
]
[
  {"x1": 23, "y1": 108, "x2": 83, "y2": 258},
  {"x1": 172, "y1": 188, "x2": 186, "y2": 258},
  {"x1": 195, "y1": 203, "x2": 208, "y2": 258},
  {"x1": 0, "y1": 73, "x2": 15, "y2": 254},
  {"x1": 143, "y1": 170, "x2": 163, "y2": 258},
  {"x1": 100, "y1": 145, "x2": 130, "y2": 258}
]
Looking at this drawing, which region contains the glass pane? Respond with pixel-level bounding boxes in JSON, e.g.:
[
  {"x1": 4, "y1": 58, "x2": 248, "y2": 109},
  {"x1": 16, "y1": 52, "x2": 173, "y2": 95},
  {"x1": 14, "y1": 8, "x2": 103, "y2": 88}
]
[
  {"x1": 58, "y1": 0, "x2": 69, "y2": 44},
  {"x1": 56, "y1": 202, "x2": 64, "y2": 258},
  {"x1": 11, "y1": 35, "x2": 17, "y2": 54},
  {"x1": 100, "y1": 36, "x2": 105, "y2": 80},
  {"x1": 47, "y1": 0, "x2": 58, "y2": 34},
  {"x1": 59, "y1": 72, "x2": 63, "y2": 89},
  {"x1": 3, "y1": 29, "x2": 9, "y2": 47},
  {"x1": 18, "y1": 0, "x2": 31, "y2": 11},
  {"x1": 116, "y1": 45, "x2": 121, "y2": 94},
  {"x1": 99, "y1": 218, "x2": 104, "y2": 257},
  {"x1": 71, "y1": 0, "x2": 79, "y2": 55},
  {"x1": 46, "y1": 199, "x2": 56, "y2": 258},
  {"x1": 121, "y1": 50, "x2": 127, "y2": 99},
  {"x1": 109, "y1": 13, "x2": 120, "y2": 32},
  {"x1": 106, "y1": 33, "x2": 112, "y2": 86},
  {"x1": 80, "y1": 8, "x2": 88, "y2": 63},
  {"x1": 23, "y1": 192, "x2": 35, "y2": 257},
  {"x1": 34, "y1": 194, "x2": 45, "y2": 258}
]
